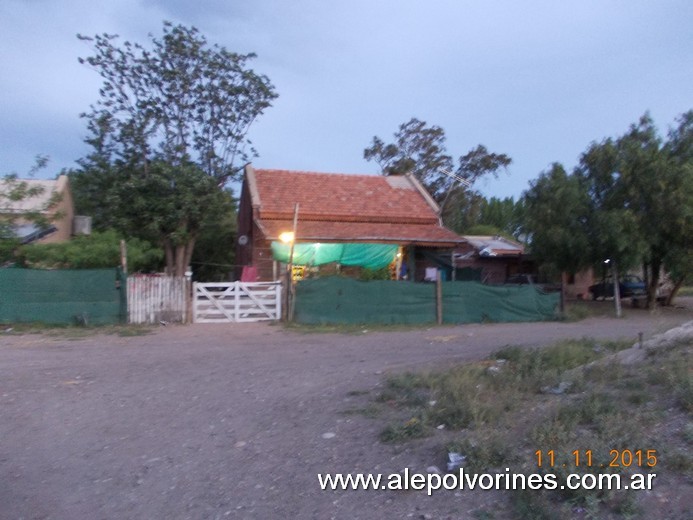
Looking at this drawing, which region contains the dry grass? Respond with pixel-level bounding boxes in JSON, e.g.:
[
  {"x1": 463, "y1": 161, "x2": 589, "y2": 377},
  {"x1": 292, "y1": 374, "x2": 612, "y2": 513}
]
[{"x1": 358, "y1": 335, "x2": 691, "y2": 519}]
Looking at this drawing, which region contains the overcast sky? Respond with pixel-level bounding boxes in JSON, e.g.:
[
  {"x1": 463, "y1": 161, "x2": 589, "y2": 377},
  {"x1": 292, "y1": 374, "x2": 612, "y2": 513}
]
[{"x1": 1, "y1": 0, "x2": 691, "y2": 199}]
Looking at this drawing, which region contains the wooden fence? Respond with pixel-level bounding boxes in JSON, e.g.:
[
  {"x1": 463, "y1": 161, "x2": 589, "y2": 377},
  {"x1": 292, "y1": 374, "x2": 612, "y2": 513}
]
[{"x1": 127, "y1": 275, "x2": 189, "y2": 324}]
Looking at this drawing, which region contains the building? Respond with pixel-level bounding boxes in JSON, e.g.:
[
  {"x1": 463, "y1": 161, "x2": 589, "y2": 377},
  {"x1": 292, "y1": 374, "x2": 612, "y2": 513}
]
[
  {"x1": 453, "y1": 235, "x2": 529, "y2": 284},
  {"x1": 236, "y1": 166, "x2": 464, "y2": 281},
  {"x1": 0, "y1": 174, "x2": 74, "y2": 244}
]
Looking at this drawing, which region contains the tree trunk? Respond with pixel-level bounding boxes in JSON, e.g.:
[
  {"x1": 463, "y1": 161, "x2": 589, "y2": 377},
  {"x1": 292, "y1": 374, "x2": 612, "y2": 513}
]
[
  {"x1": 164, "y1": 239, "x2": 174, "y2": 275},
  {"x1": 163, "y1": 238, "x2": 197, "y2": 277},
  {"x1": 183, "y1": 237, "x2": 196, "y2": 277},
  {"x1": 612, "y1": 261, "x2": 622, "y2": 318},
  {"x1": 559, "y1": 272, "x2": 566, "y2": 314},
  {"x1": 646, "y1": 257, "x2": 661, "y2": 310}
]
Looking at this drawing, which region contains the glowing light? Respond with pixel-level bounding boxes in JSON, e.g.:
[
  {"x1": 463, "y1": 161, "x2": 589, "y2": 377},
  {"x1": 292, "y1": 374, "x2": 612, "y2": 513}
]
[{"x1": 279, "y1": 231, "x2": 295, "y2": 243}]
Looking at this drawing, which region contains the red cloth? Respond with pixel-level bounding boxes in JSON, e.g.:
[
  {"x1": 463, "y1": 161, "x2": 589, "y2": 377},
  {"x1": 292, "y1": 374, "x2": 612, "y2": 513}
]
[{"x1": 240, "y1": 265, "x2": 258, "y2": 282}]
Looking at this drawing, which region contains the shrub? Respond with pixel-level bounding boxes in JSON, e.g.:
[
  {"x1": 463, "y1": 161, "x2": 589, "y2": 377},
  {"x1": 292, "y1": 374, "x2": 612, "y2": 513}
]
[{"x1": 18, "y1": 230, "x2": 162, "y2": 271}]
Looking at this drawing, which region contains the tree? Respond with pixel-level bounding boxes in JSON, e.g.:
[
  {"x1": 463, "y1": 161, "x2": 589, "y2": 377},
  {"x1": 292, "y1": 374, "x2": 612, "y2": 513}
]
[
  {"x1": 478, "y1": 196, "x2": 525, "y2": 239},
  {"x1": 522, "y1": 110, "x2": 693, "y2": 310},
  {"x1": 77, "y1": 22, "x2": 277, "y2": 275},
  {"x1": 190, "y1": 188, "x2": 237, "y2": 282},
  {"x1": 523, "y1": 163, "x2": 592, "y2": 274},
  {"x1": 363, "y1": 118, "x2": 453, "y2": 194},
  {"x1": 661, "y1": 111, "x2": 693, "y2": 303},
  {"x1": 363, "y1": 118, "x2": 511, "y2": 222}
]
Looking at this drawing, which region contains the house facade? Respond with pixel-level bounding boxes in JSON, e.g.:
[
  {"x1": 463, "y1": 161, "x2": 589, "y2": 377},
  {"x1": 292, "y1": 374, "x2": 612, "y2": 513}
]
[
  {"x1": 452, "y1": 235, "x2": 529, "y2": 284},
  {"x1": 0, "y1": 174, "x2": 74, "y2": 244},
  {"x1": 236, "y1": 166, "x2": 464, "y2": 281}
]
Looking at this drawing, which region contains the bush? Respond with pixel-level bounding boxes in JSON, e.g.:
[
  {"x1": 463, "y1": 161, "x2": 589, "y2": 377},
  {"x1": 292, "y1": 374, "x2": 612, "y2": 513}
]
[{"x1": 18, "y1": 230, "x2": 162, "y2": 271}]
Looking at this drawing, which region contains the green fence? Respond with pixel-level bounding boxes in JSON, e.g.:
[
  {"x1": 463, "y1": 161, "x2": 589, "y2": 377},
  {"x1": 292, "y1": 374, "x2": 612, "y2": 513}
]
[
  {"x1": 294, "y1": 277, "x2": 559, "y2": 325},
  {"x1": 0, "y1": 268, "x2": 126, "y2": 325}
]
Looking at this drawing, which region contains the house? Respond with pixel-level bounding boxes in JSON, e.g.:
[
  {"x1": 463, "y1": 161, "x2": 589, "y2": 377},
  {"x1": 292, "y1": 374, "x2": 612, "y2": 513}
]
[
  {"x1": 236, "y1": 166, "x2": 464, "y2": 281},
  {"x1": 0, "y1": 174, "x2": 74, "y2": 244},
  {"x1": 452, "y1": 235, "x2": 594, "y2": 298},
  {"x1": 452, "y1": 235, "x2": 530, "y2": 284}
]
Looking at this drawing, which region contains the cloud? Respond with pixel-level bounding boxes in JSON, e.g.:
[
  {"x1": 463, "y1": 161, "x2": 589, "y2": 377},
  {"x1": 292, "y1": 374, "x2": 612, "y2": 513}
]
[{"x1": 1, "y1": 0, "x2": 691, "y2": 198}]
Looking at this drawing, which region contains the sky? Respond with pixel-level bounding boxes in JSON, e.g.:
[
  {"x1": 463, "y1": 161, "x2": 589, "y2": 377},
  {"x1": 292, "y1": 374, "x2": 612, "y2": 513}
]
[{"x1": 1, "y1": 0, "x2": 691, "y2": 199}]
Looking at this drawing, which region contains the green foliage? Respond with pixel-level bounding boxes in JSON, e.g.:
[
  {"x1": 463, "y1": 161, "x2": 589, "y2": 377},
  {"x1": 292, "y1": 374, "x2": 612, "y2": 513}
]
[
  {"x1": 363, "y1": 118, "x2": 512, "y2": 229},
  {"x1": 76, "y1": 21, "x2": 277, "y2": 275},
  {"x1": 0, "y1": 237, "x2": 20, "y2": 264},
  {"x1": 522, "y1": 110, "x2": 693, "y2": 308},
  {"x1": 190, "y1": 188, "x2": 237, "y2": 281},
  {"x1": 523, "y1": 163, "x2": 592, "y2": 274},
  {"x1": 359, "y1": 266, "x2": 391, "y2": 281},
  {"x1": 365, "y1": 336, "x2": 691, "y2": 518},
  {"x1": 78, "y1": 22, "x2": 277, "y2": 183},
  {"x1": 363, "y1": 118, "x2": 454, "y2": 192},
  {"x1": 477, "y1": 196, "x2": 525, "y2": 238},
  {"x1": 18, "y1": 230, "x2": 162, "y2": 271},
  {"x1": 379, "y1": 417, "x2": 428, "y2": 443}
]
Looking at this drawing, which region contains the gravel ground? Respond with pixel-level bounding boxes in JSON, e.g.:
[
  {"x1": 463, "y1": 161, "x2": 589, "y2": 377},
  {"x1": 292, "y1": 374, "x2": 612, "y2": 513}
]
[{"x1": 1, "y1": 301, "x2": 691, "y2": 520}]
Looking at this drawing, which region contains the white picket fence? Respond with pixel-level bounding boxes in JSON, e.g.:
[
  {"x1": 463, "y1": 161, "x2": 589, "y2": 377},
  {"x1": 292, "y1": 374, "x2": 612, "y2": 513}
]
[
  {"x1": 127, "y1": 275, "x2": 189, "y2": 324},
  {"x1": 193, "y1": 281, "x2": 282, "y2": 323}
]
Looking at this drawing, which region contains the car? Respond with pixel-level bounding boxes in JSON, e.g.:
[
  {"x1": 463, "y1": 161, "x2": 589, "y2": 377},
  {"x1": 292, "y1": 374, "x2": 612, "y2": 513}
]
[{"x1": 589, "y1": 275, "x2": 646, "y2": 300}]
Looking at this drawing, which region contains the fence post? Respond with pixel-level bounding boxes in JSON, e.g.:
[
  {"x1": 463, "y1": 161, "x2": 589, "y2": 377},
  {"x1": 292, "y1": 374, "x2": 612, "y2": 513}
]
[
  {"x1": 436, "y1": 269, "x2": 443, "y2": 325},
  {"x1": 185, "y1": 269, "x2": 193, "y2": 324},
  {"x1": 281, "y1": 271, "x2": 290, "y2": 321}
]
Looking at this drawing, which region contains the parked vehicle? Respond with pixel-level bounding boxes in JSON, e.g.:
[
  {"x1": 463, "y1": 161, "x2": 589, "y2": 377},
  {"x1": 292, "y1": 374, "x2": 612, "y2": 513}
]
[
  {"x1": 589, "y1": 275, "x2": 646, "y2": 300},
  {"x1": 504, "y1": 274, "x2": 561, "y2": 293}
]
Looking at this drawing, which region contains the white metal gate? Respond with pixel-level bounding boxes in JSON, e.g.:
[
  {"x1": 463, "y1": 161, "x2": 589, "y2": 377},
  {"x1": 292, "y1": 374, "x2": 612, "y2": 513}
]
[{"x1": 193, "y1": 281, "x2": 282, "y2": 323}]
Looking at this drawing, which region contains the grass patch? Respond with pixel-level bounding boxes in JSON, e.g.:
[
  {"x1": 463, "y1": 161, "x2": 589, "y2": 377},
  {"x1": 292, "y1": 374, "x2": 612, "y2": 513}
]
[
  {"x1": 2, "y1": 322, "x2": 155, "y2": 338},
  {"x1": 365, "y1": 335, "x2": 692, "y2": 518},
  {"x1": 341, "y1": 404, "x2": 381, "y2": 418},
  {"x1": 561, "y1": 301, "x2": 595, "y2": 321},
  {"x1": 677, "y1": 286, "x2": 693, "y2": 296},
  {"x1": 379, "y1": 417, "x2": 428, "y2": 443}
]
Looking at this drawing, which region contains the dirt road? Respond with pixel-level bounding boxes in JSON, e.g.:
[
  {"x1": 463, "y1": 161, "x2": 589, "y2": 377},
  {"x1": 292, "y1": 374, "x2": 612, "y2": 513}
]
[{"x1": 1, "y1": 304, "x2": 690, "y2": 519}]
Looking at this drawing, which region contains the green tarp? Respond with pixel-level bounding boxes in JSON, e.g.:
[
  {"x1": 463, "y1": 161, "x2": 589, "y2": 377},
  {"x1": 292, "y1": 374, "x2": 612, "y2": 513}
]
[
  {"x1": 442, "y1": 281, "x2": 559, "y2": 324},
  {"x1": 271, "y1": 242, "x2": 398, "y2": 270},
  {"x1": 294, "y1": 277, "x2": 559, "y2": 325},
  {"x1": 0, "y1": 268, "x2": 126, "y2": 325}
]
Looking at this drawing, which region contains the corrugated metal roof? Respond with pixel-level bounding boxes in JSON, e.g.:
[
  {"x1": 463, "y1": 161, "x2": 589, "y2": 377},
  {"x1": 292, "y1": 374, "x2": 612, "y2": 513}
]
[{"x1": 461, "y1": 235, "x2": 524, "y2": 256}]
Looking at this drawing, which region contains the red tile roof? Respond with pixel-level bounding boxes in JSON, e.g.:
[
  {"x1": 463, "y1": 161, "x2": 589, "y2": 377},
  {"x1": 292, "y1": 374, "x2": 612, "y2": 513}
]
[
  {"x1": 251, "y1": 168, "x2": 439, "y2": 224},
  {"x1": 247, "y1": 167, "x2": 463, "y2": 247}
]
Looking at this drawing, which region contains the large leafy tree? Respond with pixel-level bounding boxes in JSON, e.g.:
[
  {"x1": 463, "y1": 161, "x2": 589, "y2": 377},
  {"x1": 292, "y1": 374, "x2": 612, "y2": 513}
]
[
  {"x1": 363, "y1": 118, "x2": 511, "y2": 230},
  {"x1": 615, "y1": 112, "x2": 693, "y2": 306},
  {"x1": 477, "y1": 196, "x2": 525, "y2": 239},
  {"x1": 77, "y1": 22, "x2": 277, "y2": 275},
  {"x1": 661, "y1": 111, "x2": 693, "y2": 303},
  {"x1": 523, "y1": 163, "x2": 592, "y2": 276},
  {"x1": 522, "y1": 111, "x2": 692, "y2": 308}
]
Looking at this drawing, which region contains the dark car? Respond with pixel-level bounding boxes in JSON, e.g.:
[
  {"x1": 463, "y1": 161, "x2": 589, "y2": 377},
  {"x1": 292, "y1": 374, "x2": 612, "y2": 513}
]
[{"x1": 589, "y1": 275, "x2": 646, "y2": 300}]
